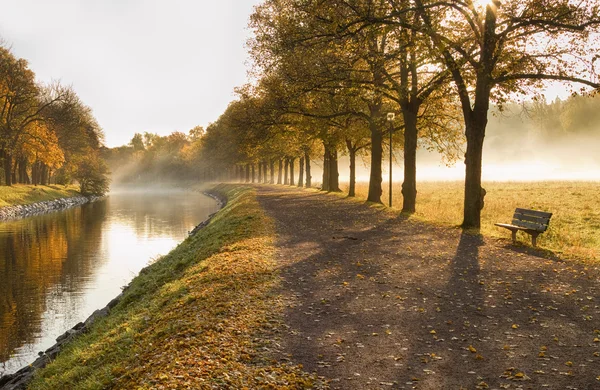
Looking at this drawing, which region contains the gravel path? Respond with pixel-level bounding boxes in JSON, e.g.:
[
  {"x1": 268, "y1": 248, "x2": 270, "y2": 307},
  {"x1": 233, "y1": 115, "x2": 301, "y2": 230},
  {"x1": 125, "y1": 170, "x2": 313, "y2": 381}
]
[{"x1": 257, "y1": 185, "x2": 600, "y2": 390}]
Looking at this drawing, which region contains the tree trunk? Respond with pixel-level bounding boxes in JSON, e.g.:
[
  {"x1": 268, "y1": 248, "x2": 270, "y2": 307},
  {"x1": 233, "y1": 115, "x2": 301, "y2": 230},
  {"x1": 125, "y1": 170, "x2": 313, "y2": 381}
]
[
  {"x1": 367, "y1": 124, "x2": 383, "y2": 203},
  {"x1": 270, "y1": 160, "x2": 275, "y2": 184},
  {"x1": 245, "y1": 164, "x2": 250, "y2": 183},
  {"x1": 347, "y1": 141, "x2": 357, "y2": 197},
  {"x1": 258, "y1": 162, "x2": 262, "y2": 183},
  {"x1": 3, "y1": 153, "x2": 13, "y2": 186},
  {"x1": 322, "y1": 144, "x2": 330, "y2": 191},
  {"x1": 289, "y1": 157, "x2": 295, "y2": 186},
  {"x1": 305, "y1": 151, "x2": 311, "y2": 187},
  {"x1": 277, "y1": 159, "x2": 283, "y2": 184},
  {"x1": 462, "y1": 119, "x2": 486, "y2": 229},
  {"x1": 284, "y1": 158, "x2": 289, "y2": 185},
  {"x1": 41, "y1": 164, "x2": 48, "y2": 185},
  {"x1": 263, "y1": 161, "x2": 268, "y2": 183},
  {"x1": 251, "y1": 164, "x2": 255, "y2": 183},
  {"x1": 328, "y1": 147, "x2": 341, "y2": 192},
  {"x1": 401, "y1": 108, "x2": 418, "y2": 213},
  {"x1": 11, "y1": 161, "x2": 17, "y2": 186},
  {"x1": 298, "y1": 156, "x2": 304, "y2": 187},
  {"x1": 18, "y1": 157, "x2": 30, "y2": 184}
]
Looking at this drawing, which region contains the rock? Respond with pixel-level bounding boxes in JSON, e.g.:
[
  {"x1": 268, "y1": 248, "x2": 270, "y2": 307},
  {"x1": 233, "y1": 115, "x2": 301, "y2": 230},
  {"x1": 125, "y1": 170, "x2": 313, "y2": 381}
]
[
  {"x1": 0, "y1": 195, "x2": 103, "y2": 222},
  {"x1": 106, "y1": 293, "x2": 123, "y2": 309},
  {"x1": 84, "y1": 307, "x2": 110, "y2": 328}
]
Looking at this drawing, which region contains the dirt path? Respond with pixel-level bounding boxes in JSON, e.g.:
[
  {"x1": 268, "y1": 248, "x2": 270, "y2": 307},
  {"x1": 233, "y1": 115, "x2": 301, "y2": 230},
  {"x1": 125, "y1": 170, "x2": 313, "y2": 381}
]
[{"x1": 257, "y1": 185, "x2": 600, "y2": 390}]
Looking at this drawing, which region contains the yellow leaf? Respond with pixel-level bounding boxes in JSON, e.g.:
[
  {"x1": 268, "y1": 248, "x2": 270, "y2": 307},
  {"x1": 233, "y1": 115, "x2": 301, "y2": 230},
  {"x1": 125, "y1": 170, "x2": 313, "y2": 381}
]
[
  {"x1": 430, "y1": 330, "x2": 436, "y2": 334},
  {"x1": 565, "y1": 361, "x2": 573, "y2": 367},
  {"x1": 512, "y1": 324, "x2": 519, "y2": 329},
  {"x1": 468, "y1": 345, "x2": 477, "y2": 353},
  {"x1": 514, "y1": 372, "x2": 524, "y2": 378}
]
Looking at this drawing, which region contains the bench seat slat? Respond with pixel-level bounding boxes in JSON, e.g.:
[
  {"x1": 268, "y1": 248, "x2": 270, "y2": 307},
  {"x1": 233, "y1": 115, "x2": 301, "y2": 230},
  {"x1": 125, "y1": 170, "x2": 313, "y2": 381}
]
[
  {"x1": 511, "y1": 219, "x2": 547, "y2": 231},
  {"x1": 515, "y1": 208, "x2": 552, "y2": 218},
  {"x1": 512, "y1": 212, "x2": 551, "y2": 225}
]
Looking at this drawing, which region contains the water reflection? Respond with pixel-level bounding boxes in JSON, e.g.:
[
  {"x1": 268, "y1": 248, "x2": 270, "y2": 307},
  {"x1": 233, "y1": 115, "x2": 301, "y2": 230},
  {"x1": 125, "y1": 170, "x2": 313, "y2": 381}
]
[{"x1": 0, "y1": 192, "x2": 217, "y2": 375}]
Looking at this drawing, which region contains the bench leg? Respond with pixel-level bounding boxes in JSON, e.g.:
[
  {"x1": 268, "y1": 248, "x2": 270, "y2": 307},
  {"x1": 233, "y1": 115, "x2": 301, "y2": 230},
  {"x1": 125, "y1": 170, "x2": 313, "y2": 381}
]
[
  {"x1": 511, "y1": 230, "x2": 517, "y2": 243},
  {"x1": 531, "y1": 233, "x2": 539, "y2": 247}
]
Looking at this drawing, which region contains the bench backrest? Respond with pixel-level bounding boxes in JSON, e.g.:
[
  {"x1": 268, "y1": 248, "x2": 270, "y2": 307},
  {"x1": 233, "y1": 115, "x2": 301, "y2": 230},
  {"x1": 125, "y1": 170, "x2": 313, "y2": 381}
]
[{"x1": 512, "y1": 208, "x2": 552, "y2": 232}]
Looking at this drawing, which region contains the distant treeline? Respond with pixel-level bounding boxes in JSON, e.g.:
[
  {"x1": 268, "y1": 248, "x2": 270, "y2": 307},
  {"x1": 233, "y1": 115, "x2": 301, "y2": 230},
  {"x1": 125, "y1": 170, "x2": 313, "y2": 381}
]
[
  {"x1": 0, "y1": 44, "x2": 109, "y2": 195},
  {"x1": 103, "y1": 127, "x2": 206, "y2": 185}
]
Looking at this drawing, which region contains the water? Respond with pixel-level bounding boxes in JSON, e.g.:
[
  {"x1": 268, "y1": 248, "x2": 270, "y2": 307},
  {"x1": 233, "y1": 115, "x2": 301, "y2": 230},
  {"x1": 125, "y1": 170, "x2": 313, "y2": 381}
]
[{"x1": 0, "y1": 190, "x2": 219, "y2": 375}]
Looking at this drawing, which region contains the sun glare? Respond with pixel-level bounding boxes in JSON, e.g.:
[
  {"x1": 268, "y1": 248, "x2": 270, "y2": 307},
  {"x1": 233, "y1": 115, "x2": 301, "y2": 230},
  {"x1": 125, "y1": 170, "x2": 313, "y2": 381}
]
[{"x1": 473, "y1": 0, "x2": 493, "y2": 9}]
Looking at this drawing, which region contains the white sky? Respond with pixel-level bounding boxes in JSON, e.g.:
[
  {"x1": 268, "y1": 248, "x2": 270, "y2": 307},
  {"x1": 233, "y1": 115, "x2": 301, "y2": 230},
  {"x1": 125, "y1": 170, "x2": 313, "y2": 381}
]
[{"x1": 0, "y1": 0, "x2": 262, "y2": 147}]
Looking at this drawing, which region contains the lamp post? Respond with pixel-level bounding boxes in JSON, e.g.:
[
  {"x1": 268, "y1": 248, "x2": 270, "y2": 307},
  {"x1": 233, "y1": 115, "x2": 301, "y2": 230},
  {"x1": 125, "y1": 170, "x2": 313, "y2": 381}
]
[{"x1": 387, "y1": 112, "x2": 395, "y2": 208}]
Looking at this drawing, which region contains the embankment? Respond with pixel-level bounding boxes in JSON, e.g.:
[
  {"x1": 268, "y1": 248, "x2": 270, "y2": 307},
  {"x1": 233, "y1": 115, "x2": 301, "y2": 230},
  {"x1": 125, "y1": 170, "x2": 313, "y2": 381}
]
[
  {"x1": 10, "y1": 184, "x2": 321, "y2": 390},
  {"x1": 0, "y1": 196, "x2": 100, "y2": 221}
]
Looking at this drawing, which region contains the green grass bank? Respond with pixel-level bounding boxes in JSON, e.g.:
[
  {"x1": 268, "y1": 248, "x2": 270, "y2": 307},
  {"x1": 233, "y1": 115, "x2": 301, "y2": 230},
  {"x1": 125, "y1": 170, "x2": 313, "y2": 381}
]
[
  {"x1": 28, "y1": 184, "x2": 320, "y2": 389},
  {"x1": 0, "y1": 185, "x2": 80, "y2": 208}
]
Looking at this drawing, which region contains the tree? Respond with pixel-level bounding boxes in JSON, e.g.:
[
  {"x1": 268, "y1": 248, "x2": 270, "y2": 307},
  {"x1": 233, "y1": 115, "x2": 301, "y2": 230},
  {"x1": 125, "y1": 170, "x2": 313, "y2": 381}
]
[
  {"x1": 74, "y1": 154, "x2": 110, "y2": 196},
  {"x1": 408, "y1": 0, "x2": 600, "y2": 228}
]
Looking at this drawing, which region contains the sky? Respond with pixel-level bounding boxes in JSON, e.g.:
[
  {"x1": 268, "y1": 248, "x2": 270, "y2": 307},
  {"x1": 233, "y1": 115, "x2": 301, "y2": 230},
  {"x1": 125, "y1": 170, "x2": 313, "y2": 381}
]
[{"x1": 0, "y1": 0, "x2": 263, "y2": 147}]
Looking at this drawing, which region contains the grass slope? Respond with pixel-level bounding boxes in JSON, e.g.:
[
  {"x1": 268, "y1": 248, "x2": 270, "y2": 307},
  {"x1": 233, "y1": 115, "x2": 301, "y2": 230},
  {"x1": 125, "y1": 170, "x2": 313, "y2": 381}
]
[
  {"x1": 29, "y1": 185, "x2": 321, "y2": 389},
  {"x1": 0, "y1": 185, "x2": 80, "y2": 208},
  {"x1": 351, "y1": 181, "x2": 600, "y2": 262}
]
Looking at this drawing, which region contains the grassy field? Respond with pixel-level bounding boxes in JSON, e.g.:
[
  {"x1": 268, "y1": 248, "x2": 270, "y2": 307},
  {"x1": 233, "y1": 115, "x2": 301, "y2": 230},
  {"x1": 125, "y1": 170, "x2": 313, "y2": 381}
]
[
  {"x1": 348, "y1": 181, "x2": 600, "y2": 262},
  {"x1": 29, "y1": 185, "x2": 320, "y2": 389},
  {"x1": 0, "y1": 184, "x2": 80, "y2": 208}
]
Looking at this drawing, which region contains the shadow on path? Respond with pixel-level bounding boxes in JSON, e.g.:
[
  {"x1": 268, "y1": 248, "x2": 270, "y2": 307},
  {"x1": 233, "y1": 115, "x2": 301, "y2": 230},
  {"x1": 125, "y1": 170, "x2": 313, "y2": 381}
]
[{"x1": 257, "y1": 185, "x2": 600, "y2": 390}]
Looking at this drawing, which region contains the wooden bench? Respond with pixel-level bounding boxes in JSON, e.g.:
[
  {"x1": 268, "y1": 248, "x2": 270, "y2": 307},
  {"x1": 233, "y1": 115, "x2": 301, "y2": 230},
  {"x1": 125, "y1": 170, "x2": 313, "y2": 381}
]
[{"x1": 495, "y1": 208, "x2": 552, "y2": 247}]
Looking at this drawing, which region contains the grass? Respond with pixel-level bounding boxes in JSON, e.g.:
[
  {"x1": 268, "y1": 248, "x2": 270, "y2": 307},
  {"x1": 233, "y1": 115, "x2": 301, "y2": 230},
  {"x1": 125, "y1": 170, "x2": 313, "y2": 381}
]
[
  {"x1": 349, "y1": 181, "x2": 600, "y2": 262},
  {"x1": 28, "y1": 184, "x2": 321, "y2": 389},
  {"x1": 0, "y1": 184, "x2": 80, "y2": 208}
]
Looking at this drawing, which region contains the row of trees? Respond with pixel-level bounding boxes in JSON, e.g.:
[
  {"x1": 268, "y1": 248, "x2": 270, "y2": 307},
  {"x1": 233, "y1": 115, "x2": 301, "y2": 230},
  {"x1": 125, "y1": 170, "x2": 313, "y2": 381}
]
[
  {"x1": 195, "y1": 0, "x2": 599, "y2": 229},
  {"x1": 0, "y1": 44, "x2": 109, "y2": 195}
]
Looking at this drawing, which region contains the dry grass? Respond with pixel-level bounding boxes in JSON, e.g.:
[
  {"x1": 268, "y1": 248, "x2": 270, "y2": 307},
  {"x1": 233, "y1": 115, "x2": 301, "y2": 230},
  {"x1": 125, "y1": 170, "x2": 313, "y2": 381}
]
[
  {"x1": 348, "y1": 181, "x2": 600, "y2": 261},
  {"x1": 0, "y1": 184, "x2": 80, "y2": 208}
]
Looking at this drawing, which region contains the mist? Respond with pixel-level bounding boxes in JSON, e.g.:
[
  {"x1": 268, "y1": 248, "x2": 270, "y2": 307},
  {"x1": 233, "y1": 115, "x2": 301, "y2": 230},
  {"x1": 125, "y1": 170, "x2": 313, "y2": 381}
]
[{"x1": 331, "y1": 103, "x2": 600, "y2": 183}]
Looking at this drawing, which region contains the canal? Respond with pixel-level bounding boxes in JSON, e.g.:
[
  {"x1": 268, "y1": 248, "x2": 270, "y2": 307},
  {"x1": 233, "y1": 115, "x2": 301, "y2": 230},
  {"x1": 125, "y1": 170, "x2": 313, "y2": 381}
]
[{"x1": 0, "y1": 190, "x2": 219, "y2": 375}]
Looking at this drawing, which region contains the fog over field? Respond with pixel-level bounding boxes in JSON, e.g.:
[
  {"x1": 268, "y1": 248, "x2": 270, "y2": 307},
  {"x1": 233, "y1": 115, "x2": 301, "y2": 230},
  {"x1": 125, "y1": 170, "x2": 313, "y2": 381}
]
[{"x1": 333, "y1": 104, "x2": 600, "y2": 183}]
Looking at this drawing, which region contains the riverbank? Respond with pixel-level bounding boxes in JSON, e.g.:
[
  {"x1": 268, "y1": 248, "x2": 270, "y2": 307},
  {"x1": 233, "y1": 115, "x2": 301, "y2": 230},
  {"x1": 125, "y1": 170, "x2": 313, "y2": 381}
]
[
  {"x1": 0, "y1": 185, "x2": 95, "y2": 221},
  {"x1": 0, "y1": 185, "x2": 80, "y2": 208},
  {"x1": 24, "y1": 185, "x2": 323, "y2": 389}
]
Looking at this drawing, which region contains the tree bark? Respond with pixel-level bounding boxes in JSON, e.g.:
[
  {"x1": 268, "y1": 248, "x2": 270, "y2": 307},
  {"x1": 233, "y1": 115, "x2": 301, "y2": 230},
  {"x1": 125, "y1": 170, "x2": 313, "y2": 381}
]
[
  {"x1": 245, "y1": 164, "x2": 250, "y2": 183},
  {"x1": 367, "y1": 124, "x2": 383, "y2": 203},
  {"x1": 462, "y1": 119, "x2": 486, "y2": 228},
  {"x1": 270, "y1": 160, "x2": 275, "y2": 184},
  {"x1": 257, "y1": 162, "x2": 262, "y2": 183},
  {"x1": 322, "y1": 145, "x2": 330, "y2": 191},
  {"x1": 328, "y1": 147, "x2": 341, "y2": 192},
  {"x1": 289, "y1": 157, "x2": 295, "y2": 186},
  {"x1": 298, "y1": 156, "x2": 304, "y2": 187},
  {"x1": 277, "y1": 159, "x2": 283, "y2": 184},
  {"x1": 347, "y1": 141, "x2": 357, "y2": 197},
  {"x1": 41, "y1": 164, "x2": 48, "y2": 185},
  {"x1": 401, "y1": 108, "x2": 418, "y2": 213},
  {"x1": 251, "y1": 164, "x2": 255, "y2": 183},
  {"x1": 263, "y1": 161, "x2": 268, "y2": 183},
  {"x1": 3, "y1": 153, "x2": 13, "y2": 186},
  {"x1": 304, "y1": 151, "x2": 311, "y2": 187},
  {"x1": 284, "y1": 158, "x2": 289, "y2": 185}
]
